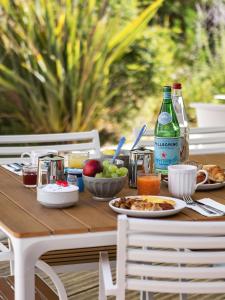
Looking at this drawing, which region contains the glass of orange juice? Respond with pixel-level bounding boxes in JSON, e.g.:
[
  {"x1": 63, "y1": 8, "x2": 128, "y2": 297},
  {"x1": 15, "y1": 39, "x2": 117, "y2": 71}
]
[
  {"x1": 137, "y1": 172, "x2": 161, "y2": 195},
  {"x1": 68, "y1": 151, "x2": 89, "y2": 169}
]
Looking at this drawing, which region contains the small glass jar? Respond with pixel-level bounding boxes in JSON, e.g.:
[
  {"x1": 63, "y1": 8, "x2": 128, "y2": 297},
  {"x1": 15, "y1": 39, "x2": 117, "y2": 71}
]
[
  {"x1": 68, "y1": 151, "x2": 89, "y2": 169},
  {"x1": 22, "y1": 165, "x2": 38, "y2": 188},
  {"x1": 67, "y1": 168, "x2": 84, "y2": 192}
]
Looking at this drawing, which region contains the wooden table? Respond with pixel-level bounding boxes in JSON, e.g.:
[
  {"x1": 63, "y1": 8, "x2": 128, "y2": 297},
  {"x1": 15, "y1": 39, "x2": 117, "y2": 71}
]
[{"x1": 0, "y1": 153, "x2": 225, "y2": 300}]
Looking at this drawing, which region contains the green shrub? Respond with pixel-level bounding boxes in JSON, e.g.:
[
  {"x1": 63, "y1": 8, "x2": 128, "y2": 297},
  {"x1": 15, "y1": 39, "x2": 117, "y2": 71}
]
[{"x1": 0, "y1": 0, "x2": 162, "y2": 138}]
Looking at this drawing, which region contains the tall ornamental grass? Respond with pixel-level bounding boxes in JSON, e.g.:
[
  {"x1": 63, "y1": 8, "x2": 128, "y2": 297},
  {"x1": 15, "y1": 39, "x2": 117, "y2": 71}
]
[{"x1": 0, "y1": 0, "x2": 163, "y2": 134}]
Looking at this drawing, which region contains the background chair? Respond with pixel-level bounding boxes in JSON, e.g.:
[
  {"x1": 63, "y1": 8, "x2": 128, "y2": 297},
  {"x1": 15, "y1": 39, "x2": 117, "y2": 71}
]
[
  {"x1": 99, "y1": 215, "x2": 225, "y2": 299},
  {"x1": 133, "y1": 126, "x2": 225, "y2": 154},
  {"x1": 0, "y1": 129, "x2": 101, "y2": 164}
]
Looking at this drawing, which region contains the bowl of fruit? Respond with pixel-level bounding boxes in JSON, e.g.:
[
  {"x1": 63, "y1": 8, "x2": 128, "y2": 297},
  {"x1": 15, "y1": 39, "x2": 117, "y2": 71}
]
[{"x1": 83, "y1": 159, "x2": 128, "y2": 201}]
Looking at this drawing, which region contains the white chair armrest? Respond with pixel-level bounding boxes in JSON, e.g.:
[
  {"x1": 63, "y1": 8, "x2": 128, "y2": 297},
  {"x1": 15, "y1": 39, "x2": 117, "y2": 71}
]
[
  {"x1": 99, "y1": 252, "x2": 117, "y2": 295},
  {"x1": 0, "y1": 250, "x2": 12, "y2": 261},
  {"x1": 36, "y1": 260, "x2": 68, "y2": 300}
]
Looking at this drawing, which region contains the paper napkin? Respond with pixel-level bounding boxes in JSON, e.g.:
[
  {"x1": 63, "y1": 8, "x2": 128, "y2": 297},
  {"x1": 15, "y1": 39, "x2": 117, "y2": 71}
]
[{"x1": 187, "y1": 198, "x2": 225, "y2": 217}]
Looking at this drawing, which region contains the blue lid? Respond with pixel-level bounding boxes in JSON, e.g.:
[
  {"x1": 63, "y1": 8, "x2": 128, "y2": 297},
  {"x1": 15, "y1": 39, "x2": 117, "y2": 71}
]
[{"x1": 67, "y1": 168, "x2": 83, "y2": 175}]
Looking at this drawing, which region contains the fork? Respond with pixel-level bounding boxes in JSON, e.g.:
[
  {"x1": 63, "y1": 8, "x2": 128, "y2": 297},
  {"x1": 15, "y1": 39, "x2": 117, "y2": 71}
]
[
  {"x1": 183, "y1": 196, "x2": 218, "y2": 215},
  {"x1": 184, "y1": 195, "x2": 225, "y2": 215}
]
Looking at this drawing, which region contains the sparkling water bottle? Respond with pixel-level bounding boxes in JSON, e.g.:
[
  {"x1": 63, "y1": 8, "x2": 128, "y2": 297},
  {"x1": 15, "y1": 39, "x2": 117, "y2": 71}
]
[
  {"x1": 154, "y1": 86, "x2": 180, "y2": 175},
  {"x1": 172, "y1": 83, "x2": 189, "y2": 162}
]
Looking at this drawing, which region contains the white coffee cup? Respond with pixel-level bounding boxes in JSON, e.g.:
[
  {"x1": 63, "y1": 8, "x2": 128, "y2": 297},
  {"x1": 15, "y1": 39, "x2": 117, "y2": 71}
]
[
  {"x1": 21, "y1": 150, "x2": 58, "y2": 166},
  {"x1": 168, "y1": 164, "x2": 208, "y2": 198}
]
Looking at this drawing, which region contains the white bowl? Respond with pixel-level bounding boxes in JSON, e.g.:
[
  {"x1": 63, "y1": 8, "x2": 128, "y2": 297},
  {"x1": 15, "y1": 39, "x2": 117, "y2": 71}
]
[
  {"x1": 37, "y1": 185, "x2": 79, "y2": 208},
  {"x1": 83, "y1": 175, "x2": 127, "y2": 201}
]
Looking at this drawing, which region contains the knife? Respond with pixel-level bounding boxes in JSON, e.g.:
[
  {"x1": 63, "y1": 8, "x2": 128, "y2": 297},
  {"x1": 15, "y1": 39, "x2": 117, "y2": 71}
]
[{"x1": 196, "y1": 201, "x2": 225, "y2": 215}]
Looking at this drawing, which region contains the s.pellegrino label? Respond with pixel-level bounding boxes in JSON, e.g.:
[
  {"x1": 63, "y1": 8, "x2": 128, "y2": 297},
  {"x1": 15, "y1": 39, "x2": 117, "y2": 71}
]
[{"x1": 154, "y1": 137, "x2": 180, "y2": 171}]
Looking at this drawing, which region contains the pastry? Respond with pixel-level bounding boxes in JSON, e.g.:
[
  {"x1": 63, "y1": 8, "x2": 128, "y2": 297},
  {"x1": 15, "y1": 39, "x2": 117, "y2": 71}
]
[{"x1": 202, "y1": 165, "x2": 225, "y2": 183}]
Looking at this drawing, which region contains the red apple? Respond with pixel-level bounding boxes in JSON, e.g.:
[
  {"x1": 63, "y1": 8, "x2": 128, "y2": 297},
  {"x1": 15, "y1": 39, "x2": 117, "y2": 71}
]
[{"x1": 83, "y1": 159, "x2": 103, "y2": 177}]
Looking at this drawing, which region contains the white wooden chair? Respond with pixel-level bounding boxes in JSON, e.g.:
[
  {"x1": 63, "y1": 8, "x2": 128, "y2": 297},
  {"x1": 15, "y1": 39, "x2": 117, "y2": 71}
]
[
  {"x1": 0, "y1": 129, "x2": 101, "y2": 299},
  {"x1": 0, "y1": 129, "x2": 101, "y2": 164},
  {"x1": 99, "y1": 215, "x2": 225, "y2": 300},
  {"x1": 133, "y1": 127, "x2": 225, "y2": 154}
]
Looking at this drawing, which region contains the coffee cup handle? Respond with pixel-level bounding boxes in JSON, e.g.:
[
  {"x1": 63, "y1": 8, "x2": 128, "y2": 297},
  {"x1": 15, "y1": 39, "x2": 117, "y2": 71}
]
[
  {"x1": 196, "y1": 170, "x2": 208, "y2": 188},
  {"x1": 21, "y1": 152, "x2": 31, "y2": 164},
  {"x1": 21, "y1": 152, "x2": 31, "y2": 158}
]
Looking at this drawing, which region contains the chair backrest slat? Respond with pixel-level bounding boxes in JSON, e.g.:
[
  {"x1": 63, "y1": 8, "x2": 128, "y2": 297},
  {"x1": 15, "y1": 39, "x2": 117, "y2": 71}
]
[
  {"x1": 133, "y1": 126, "x2": 225, "y2": 154},
  {"x1": 128, "y1": 233, "x2": 225, "y2": 249},
  {"x1": 126, "y1": 279, "x2": 225, "y2": 294},
  {"x1": 127, "y1": 218, "x2": 225, "y2": 234},
  {"x1": 134, "y1": 127, "x2": 225, "y2": 136},
  {"x1": 127, "y1": 249, "x2": 225, "y2": 264},
  {"x1": 116, "y1": 216, "x2": 225, "y2": 295},
  {"x1": 127, "y1": 264, "x2": 225, "y2": 279},
  {"x1": 0, "y1": 142, "x2": 95, "y2": 155},
  {"x1": 0, "y1": 131, "x2": 98, "y2": 144}
]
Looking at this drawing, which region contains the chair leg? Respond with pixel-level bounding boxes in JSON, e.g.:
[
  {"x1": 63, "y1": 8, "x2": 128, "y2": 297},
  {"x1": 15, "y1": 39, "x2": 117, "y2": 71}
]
[
  {"x1": 99, "y1": 264, "x2": 107, "y2": 300},
  {"x1": 179, "y1": 294, "x2": 187, "y2": 300},
  {"x1": 8, "y1": 239, "x2": 14, "y2": 275},
  {"x1": 141, "y1": 291, "x2": 154, "y2": 300}
]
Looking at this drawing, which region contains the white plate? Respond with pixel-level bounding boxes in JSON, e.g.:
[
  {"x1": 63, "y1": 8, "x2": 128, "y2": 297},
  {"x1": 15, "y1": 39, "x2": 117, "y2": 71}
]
[
  {"x1": 196, "y1": 181, "x2": 225, "y2": 191},
  {"x1": 163, "y1": 179, "x2": 225, "y2": 191},
  {"x1": 109, "y1": 195, "x2": 186, "y2": 218}
]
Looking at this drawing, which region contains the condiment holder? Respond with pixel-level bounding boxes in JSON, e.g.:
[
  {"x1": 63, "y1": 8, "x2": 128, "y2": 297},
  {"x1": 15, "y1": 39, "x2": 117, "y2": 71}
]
[{"x1": 37, "y1": 153, "x2": 65, "y2": 185}]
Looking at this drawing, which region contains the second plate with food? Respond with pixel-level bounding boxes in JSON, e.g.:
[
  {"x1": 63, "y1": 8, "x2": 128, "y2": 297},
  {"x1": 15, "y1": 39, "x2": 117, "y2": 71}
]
[
  {"x1": 196, "y1": 181, "x2": 225, "y2": 191},
  {"x1": 109, "y1": 195, "x2": 186, "y2": 218},
  {"x1": 162, "y1": 178, "x2": 225, "y2": 191}
]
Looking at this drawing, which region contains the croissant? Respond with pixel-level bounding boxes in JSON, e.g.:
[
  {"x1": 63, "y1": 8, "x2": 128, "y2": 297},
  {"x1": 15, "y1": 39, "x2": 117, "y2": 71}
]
[{"x1": 202, "y1": 165, "x2": 225, "y2": 183}]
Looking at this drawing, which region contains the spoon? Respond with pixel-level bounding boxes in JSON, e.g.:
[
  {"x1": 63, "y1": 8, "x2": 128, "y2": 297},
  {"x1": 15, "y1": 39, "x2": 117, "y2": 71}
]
[
  {"x1": 131, "y1": 124, "x2": 147, "y2": 150},
  {"x1": 112, "y1": 136, "x2": 126, "y2": 163}
]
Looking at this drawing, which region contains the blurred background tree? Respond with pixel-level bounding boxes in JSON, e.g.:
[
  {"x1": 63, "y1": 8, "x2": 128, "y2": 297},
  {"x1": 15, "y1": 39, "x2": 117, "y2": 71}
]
[{"x1": 0, "y1": 0, "x2": 225, "y2": 144}]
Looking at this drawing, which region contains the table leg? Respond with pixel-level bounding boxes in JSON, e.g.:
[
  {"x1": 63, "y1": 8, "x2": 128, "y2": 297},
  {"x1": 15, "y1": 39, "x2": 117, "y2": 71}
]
[{"x1": 13, "y1": 240, "x2": 35, "y2": 300}]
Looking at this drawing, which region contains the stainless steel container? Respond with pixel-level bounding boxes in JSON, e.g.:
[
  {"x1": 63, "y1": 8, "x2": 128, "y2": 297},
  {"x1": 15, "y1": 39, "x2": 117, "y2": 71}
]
[
  {"x1": 37, "y1": 154, "x2": 65, "y2": 186},
  {"x1": 129, "y1": 148, "x2": 154, "y2": 188}
]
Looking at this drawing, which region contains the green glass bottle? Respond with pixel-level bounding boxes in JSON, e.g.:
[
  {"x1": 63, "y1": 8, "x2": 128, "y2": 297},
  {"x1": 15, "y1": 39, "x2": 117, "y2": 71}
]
[{"x1": 154, "y1": 86, "x2": 180, "y2": 175}]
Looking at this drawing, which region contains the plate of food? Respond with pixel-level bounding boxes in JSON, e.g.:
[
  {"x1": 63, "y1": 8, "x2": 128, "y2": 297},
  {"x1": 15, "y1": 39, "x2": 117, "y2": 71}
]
[
  {"x1": 196, "y1": 164, "x2": 225, "y2": 191},
  {"x1": 109, "y1": 195, "x2": 186, "y2": 218}
]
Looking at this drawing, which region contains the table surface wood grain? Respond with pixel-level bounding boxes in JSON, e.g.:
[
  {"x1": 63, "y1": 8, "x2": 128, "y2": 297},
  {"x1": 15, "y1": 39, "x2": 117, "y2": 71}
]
[{"x1": 0, "y1": 154, "x2": 225, "y2": 238}]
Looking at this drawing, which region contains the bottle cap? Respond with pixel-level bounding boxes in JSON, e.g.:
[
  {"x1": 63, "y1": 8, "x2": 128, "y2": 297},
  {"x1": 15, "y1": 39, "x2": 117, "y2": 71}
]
[
  {"x1": 163, "y1": 86, "x2": 171, "y2": 92},
  {"x1": 67, "y1": 168, "x2": 83, "y2": 175},
  {"x1": 173, "y1": 83, "x2": 182, "y2": 89},
  {"x1": 163, "y1": 86, "x2": 171, "y2": 100}
]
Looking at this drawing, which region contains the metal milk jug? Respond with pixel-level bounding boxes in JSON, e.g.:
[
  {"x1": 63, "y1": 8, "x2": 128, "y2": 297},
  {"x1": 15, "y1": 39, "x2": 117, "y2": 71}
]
[
  {"x1": 37, "y1": 154, "x2": 65, "y2": 186},
  {"x1": 129, "y1": 148, "x2": 154, "y2": 188}
]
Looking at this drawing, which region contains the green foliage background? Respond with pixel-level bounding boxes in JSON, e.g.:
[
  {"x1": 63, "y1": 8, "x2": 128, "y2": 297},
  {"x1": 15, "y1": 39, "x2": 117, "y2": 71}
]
[{"x1": 0, "y1": 0, "x2": 225, "y2": 143}]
